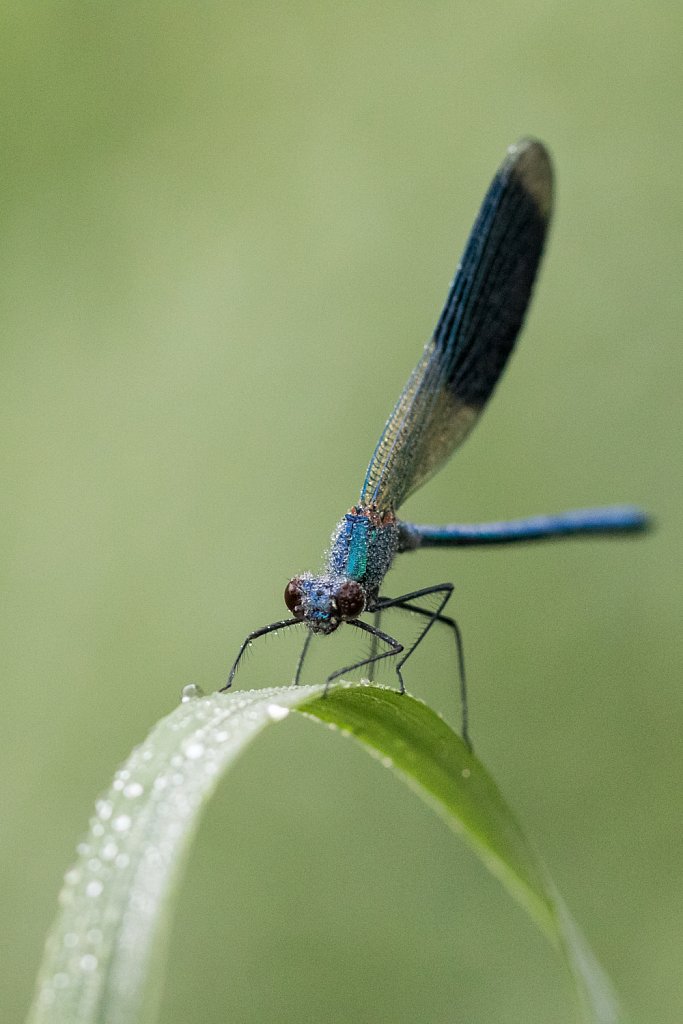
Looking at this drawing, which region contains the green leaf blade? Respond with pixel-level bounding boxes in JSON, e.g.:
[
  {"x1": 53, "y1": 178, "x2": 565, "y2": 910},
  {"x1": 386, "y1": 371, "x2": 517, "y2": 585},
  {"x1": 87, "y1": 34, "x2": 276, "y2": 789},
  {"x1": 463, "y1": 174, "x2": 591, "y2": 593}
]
[
  {"x1": 27, "y1": 684, "x2": 623, "y2": 1024},
  {"x1": 26, "y1": 685, "x2": 322, "y2": 1024}
]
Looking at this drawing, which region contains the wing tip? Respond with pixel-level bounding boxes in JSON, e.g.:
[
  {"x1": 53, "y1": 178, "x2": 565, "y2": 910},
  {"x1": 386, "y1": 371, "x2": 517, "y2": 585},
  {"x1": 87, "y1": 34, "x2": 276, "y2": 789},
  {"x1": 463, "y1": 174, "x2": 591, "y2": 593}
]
[{"x1": 506, "y1": 137, "x2": 554, "y2": 221}]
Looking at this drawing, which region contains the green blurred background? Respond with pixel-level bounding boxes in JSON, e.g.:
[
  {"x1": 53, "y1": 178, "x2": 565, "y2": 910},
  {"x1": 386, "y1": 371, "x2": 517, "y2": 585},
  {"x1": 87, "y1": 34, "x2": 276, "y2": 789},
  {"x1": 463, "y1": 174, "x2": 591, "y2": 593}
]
[{"x1": 2, "y1": 4, "x2": 680, "y2": 1022}]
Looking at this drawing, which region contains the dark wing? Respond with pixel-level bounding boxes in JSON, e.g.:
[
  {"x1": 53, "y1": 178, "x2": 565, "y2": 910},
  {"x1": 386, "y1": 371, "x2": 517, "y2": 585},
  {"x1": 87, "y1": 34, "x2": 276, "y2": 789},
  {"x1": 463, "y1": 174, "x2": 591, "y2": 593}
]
[{"x1": 360, "y1": 138, "x2": 553, "y2": 511}]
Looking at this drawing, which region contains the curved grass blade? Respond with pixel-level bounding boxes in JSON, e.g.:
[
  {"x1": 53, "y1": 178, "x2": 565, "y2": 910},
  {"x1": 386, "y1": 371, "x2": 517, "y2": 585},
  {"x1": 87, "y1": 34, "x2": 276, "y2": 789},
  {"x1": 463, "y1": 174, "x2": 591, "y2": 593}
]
[{"x1": 27, "y1": 684, "x2": 622, "y2": 1024}]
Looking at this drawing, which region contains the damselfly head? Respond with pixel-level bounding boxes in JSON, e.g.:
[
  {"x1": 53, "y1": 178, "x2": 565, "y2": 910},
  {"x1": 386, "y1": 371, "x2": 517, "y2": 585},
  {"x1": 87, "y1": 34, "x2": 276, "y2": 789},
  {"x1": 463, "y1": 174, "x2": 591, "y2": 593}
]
[{"x1": 284, "y1": 575, "x2": 366, "y2": 634}]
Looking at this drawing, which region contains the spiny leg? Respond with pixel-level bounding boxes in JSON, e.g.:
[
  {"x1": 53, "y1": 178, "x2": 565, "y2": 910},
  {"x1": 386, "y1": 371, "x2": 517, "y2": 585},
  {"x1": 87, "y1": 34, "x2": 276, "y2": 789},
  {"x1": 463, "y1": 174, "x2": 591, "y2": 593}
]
[
  {"x1": 222, "y1": 617, "x2": 300, "y2": 691},
  {"x1": 373, "y1": 585, "x2": 454, "y2": 667},
  {"x1": 388, "y1": 596, "x2": 470, "y2": 751},
  {"x1": 293, "y1": 629, "x2": 313, "y2": 685},
  {"x1": 324, "y1": 618, "x2": 403, "y2": 694},
  {"x1": 373, "y1": 584, "x2": 472, "y2": 749},
  {"x1": 367, "y1": 608, "x2": 382, "y2": 682}
]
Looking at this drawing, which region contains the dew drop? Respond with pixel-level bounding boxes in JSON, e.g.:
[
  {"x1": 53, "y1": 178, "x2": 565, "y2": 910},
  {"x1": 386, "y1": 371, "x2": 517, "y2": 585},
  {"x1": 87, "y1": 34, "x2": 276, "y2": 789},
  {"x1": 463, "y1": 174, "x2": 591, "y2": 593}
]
[
  {"x1": 181, "y1": 683, "x2": 204, "y2": 703},
  {"x1": 64, "y1": 868, "x2": 81, "y2": 887},
  {"x1": 80, "y1": 954, "x2": 98, "y2": 972},
  {"x1": 101, "y1": 841, "x2": 118, "y2": 861},
  {"x1": 461, "y1": 767, "x2": 471, "y2": 779},
  {"x1": 112, "y1": 814, "x2": 132, "y2": 833},
  {"x1": 96, "y1": 800, "x2": 113, "y2": 821},
  {"x1": 184, "y1": 741, "x2": 205, "y2": 760},
  {"x1": 63, "y1": 932, "x2": 79, "y2": 949},
  {"x1": 85, "y1": 880, "x2": 103, "y2": 898},
  {"x1": 266, "y1": 703, "x2": 290, "y2": 722},
  {"x1": 123, "y1": 782, "x2": 144, "y2": 799}
]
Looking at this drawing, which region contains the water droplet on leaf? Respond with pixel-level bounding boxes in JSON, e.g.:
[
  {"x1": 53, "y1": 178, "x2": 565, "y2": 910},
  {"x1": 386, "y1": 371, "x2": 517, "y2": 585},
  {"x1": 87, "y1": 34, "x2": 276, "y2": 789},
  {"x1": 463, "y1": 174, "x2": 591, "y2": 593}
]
[
  {"x1": 181, "y1": 683, "x2": 204, "y2": 703},
  {"x1": 266, "y1": 704, "x2": 290, "y2": 721}
]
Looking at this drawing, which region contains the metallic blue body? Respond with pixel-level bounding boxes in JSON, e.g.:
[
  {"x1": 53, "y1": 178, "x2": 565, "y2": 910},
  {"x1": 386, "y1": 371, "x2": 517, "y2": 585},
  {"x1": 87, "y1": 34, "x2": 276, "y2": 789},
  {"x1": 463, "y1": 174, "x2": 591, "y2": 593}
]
[
  {"x1": 226, "y1": 138, "x2": 649, "y2": 742},
  {"x1": 398, "y1": 506, "x2": 648, "y2": 550},
  {"x1": 329, "y1": 512, "x2": 399, "y2": 597}
]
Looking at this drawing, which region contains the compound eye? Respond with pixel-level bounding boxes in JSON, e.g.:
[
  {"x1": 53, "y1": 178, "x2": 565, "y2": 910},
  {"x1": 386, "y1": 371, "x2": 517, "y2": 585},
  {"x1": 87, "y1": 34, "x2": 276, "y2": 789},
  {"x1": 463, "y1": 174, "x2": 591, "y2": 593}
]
[
  {"x1": 284, "y1": 578, "x2": 305, "y2": 617},
  {"x1": 336, "y1": 580, "x2": 365, "y2": 619}
]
